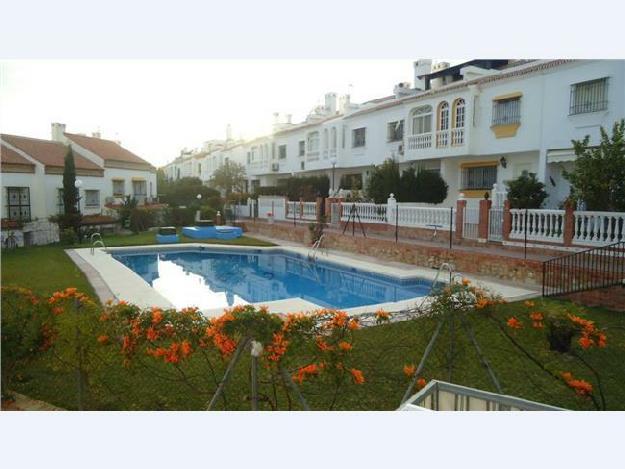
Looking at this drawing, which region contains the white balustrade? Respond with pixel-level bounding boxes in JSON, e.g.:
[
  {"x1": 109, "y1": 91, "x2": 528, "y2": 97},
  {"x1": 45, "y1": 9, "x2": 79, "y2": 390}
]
[
  {"x1": 395, "y1": 206, "x2": 454, "y2": 230},
  {"x1": 407, "y1": 133, "x2": 432, "y2": 150},
  {"x1": 340, "y1": 203, "x2": 387, "y2": 223},
  {"x1": 573, "y1": 211, "x2": 625, "y2": 245},
  {"x1": 451, "y1": 127, "x2": 465, "y2": 146},
  {"x1": 436, "y1": 130, "x2": 449, "y2": 148},
  {"x1": 509, "y1": 209, "x2": 564, "y2": 242}
]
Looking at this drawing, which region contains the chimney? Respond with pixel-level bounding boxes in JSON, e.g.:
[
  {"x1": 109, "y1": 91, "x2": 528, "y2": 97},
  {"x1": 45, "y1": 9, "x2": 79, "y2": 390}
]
[
  {"x1": 226, "y1": 123, "x2": 232, "y2": 141},
  {"x1": 413, "y1": 59, "x2": 432, "y2": 91},
  {"x1": 91, "y1": 131, "x2": 101, "y2": 139},
  {"x1": 339, "y1": 94, "x2": 351, "y2": 114},
  {"x1": 51, "y1": 122, "x2": 67, "y2": 143},
  {"x1": 324, "y1": 92, "x2": 337, "y2": 114},
  {"x1": 430, "y1": 61, "x2": 451, "y2": 89}
]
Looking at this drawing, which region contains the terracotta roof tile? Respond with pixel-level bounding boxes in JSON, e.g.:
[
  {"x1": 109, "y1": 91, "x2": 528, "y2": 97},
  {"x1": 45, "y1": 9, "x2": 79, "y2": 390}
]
[
  {"x1": 0, "y1": 143, "x2": 35, "y2": 166},
  {"x1": 0, "y1": 134, "x2": 103, "y2": 171},
  {"x1": 65, "y1": 132, "x2": 153, "y2": 167}
]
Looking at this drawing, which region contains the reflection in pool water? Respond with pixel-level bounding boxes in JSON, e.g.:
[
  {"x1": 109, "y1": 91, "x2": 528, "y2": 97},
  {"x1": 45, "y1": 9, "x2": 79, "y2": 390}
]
[{"x1": 113, "y1": 249, "x2": 432, "y2": 311}]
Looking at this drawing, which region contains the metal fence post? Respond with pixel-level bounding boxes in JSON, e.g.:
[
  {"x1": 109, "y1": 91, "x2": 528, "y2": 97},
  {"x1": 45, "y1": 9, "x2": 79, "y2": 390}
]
[
  {"x1": 395, "y1": 205, "x2": 399, "y2": 243},
  {"x1": 524, "y1": 208, "x2": 528, "y2": 259},
  {"x1": 449, "y1": 206, "x2": 453, "y2": 250}
]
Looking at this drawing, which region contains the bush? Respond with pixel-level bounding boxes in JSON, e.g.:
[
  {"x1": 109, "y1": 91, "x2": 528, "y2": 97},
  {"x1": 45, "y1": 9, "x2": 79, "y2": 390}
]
[
  {"x1": 129, "y1": 208, "x2": 155, "y2": 233},
  {"x1": 163, "y1": 207, "x2": 196, "y2": 227},
  {"x1": 160, "y1": 177, "x2": 220, "y2": 207},
  {"x1": 413, "y1": 170, "x2": 448, "y2": 204},
  {"x1": 60, "y1": 227, "x2": 78, "y2": 245},
  {"x1": 505, "y1": 172, "x2": 548, "y2": 209},
  {"x1": 255, "y1": 176, "x2": 330, "y2": 201},
  {"x1": 1, "y1": 287, "x2": 55, "y2": 399},
  {"x1": 340, "y1": 174, "x2": 363, "y2": 191},
  {"x1": 200, "y1": 206, "x2": 218, "y2": 221},
  {"x1": 255, "y1": 186, "x2": 285, "y2": 197},
  {"x1": 366, "y1": 159, "x2": 401, "y2": 203}
]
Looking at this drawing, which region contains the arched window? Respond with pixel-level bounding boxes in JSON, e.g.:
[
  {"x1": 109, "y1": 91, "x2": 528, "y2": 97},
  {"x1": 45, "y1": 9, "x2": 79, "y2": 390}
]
[
  {"x1": 411, "y1": 105, "x2": 432, "y2": 135},
  {"x1": 438, "y1": 101, "x2": 450, "y2": 131},
  {"x1": 331, "y1": 127, "x2": 337, "y2": 148},
  {"x1": 323, "y1": 128, "x2": 329, "y2": 149},
  {"x1": 453, "y1": 99, "x2": 465, "y2": 128}
]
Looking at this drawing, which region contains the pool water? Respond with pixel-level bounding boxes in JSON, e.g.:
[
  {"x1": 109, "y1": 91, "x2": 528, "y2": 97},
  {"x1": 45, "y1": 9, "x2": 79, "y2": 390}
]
[{"x1": 112, "y1": 249, "x2": 432, "y2": 311}]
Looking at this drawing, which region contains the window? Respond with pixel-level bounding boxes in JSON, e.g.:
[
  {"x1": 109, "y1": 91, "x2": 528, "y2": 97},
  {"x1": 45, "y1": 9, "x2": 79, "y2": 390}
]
[
  {"x1": 133, "y1": 180, "x2": 147, "y2": 196},
  {"x1": 438, "y1": 101, "x2": 450, "y2": 130},
  {"x1": 307, "y1": 131, "x2": 320, "y2": 153},
  {"x1": 411, "y1": 105, "x2": 432, "y2": 134},
  {"x1": 278, "y1": 144, "x2": 287, "y2": 160},
  {"x1": 461, "y1": 165, "x2": 497, "y2": 190},
  {"x1": 453, "y1": 99, "x2": 465, "y2": 128},
  {"x1": 6, "y1": 187, "x2": 30, "y2": 221},
  {"x1": 323, "y1": 128, "x2": 329, "y2": 149},
  {"x1": 387, "y1": 120, "x2": 404, "y2": 142},
  {"x1": 85, "y1": 190, "x2": 100, "y2": 207},
  {"x1": 492, "y1": 97, "x2": 521, "y2": 125},
  {"x1": 247, "y1": 152, "x2": 251, "y2": 164},
  {"x1": 352, "y1": 127, "x2": 366, "y2": 148},
  {"x1": 197, "y1": 163, "x2": 201, "y2": 174},
  {"x1": 569, "y1": 77, "x2": 608, "y2": 115},
  {"x1": 298, "y1": 140, "x2": 305, "y2": 157},
  {"x1": 57, "y1": 188, "x2": 64, "y2": 214},
  {"x1": 331, "y1": 127, "x2": 337, "y2": 148},
  {"x1": 112, "y1": 179, "x2": 125, "y2": 197}
]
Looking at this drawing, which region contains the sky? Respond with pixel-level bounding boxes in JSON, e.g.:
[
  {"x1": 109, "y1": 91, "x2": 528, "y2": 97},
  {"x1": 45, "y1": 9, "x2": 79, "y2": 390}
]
[{"x1": 0, "y1": 59, "x2": 454, "y2": 167}]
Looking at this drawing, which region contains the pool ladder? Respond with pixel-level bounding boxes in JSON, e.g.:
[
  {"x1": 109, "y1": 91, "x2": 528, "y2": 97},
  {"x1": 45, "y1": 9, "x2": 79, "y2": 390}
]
[
  {"x1": 307, "y1": 234, "x2": 326, "y2": 262},
  {"x1": 90, "y1": 232, "x2": 106, "y2": 255}
]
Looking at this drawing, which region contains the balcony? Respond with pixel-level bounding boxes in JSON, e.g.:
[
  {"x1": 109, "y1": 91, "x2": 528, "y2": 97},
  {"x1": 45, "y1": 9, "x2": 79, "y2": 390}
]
[
  {"x1": 436, "y1": 130, "x2": 449, "y2": 148},
  {"x1": 451, "y1": 127, "x2": 465, "y2": 146},
  {"x1": 306, "y1": 150, "x2": 320, "y2": 161},
  {"x1": 407, "y1": 133, "x2": 432, "y2": 150}
]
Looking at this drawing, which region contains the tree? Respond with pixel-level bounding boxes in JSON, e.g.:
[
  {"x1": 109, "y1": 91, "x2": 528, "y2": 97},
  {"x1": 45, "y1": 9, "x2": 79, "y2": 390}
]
[
  {"x1": 413, "y1": 170, "x2": 448, "y2": 204},
  {"x1": 159, "y1": 177, "x2": 220, "y2": 207},
  {"x1": 62, "y1": 147, "x2": 81, "y2": 235},
  {"x1": 398, "y1": 166, "x2": 418, "y2": 202},
  {"x1": 211, "y1": 160, "x2": 247, "y2": 197},
  {"x1": 505, "y1": 172, "x2": 548, "y2": 209},
  {"x1": 366, "y1": 159, "x2": 400, "y2": 203},
  {"x1": 564, "y1": 119, "x2": 625, "y2": 211}
]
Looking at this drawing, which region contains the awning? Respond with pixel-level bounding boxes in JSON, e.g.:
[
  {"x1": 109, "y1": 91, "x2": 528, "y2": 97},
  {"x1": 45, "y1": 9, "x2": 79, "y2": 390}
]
[
  {"x1": 547, "y1": 149, "x2": 576, "y2": 164},
  {"x1": 131, "y1": 177, "x2": 146, "y2": 182}
]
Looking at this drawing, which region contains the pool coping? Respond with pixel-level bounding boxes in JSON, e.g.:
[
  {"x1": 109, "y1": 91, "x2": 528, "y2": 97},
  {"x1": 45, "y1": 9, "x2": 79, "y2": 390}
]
[{"x1": 70, "y1": 243, "x2": 539, "y2": 316}]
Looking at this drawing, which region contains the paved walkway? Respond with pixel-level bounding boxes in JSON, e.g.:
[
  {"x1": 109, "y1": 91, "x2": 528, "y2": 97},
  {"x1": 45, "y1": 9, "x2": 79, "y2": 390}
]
[{"x1": 1, "y1": 393, "x2": 64, "y2": 411}]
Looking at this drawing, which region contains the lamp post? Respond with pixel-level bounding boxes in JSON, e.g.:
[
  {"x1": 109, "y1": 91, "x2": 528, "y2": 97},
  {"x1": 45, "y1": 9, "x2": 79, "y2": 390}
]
[
  {"x1": 74, "y1": 179, "x2": 83, "y2": 211},
  {"x1": 329, "y1": 156, "x2": 337, "y2": 196}
]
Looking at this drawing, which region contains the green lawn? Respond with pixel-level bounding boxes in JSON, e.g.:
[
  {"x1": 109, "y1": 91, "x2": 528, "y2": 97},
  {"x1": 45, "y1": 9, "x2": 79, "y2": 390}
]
[{"x1": 2, "y1": 233, "x2": 624, "y2": 411}]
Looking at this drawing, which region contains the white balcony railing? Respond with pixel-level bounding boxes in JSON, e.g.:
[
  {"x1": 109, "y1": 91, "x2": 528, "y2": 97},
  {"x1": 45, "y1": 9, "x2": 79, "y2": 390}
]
[
  {"x1": 396, "y1": 206, "x2": 454, "y2": 230},
  {"x1": 307, "y1": 150, "x2": 320, "y2": 161},
  {"x1": 573, "y1": 211, "x2": 625, "y2": 245},
  {"x1": 436, "y1": 130, "x2": 449, "y2": 148},
  {"x1": 340, "y1": 203, "x2": 387, "y2": 224},
  {"x1": 451, "y1": 127, "x2": 465, "y2": 146},
  {"x1": 407, "y1": 133, "x2": 432, "y2": 150},
  {"x1": 509, "y1": 209, "x2": 565, "y2": 243}
]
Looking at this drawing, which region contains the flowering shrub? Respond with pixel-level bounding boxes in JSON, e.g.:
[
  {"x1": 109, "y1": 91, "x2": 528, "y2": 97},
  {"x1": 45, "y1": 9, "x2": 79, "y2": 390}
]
[
  {"x1": 1, "y1": 287, "x2": 54, "y2": 399},
  {"x1": 428, "y1": 279, "x2": 503, "y2": 318}
]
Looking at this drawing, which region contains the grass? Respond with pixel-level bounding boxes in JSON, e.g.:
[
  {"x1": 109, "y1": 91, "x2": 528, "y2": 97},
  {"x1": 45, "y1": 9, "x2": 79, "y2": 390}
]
[
  {"x1": 0, "y1": 230, "x2": 274, "y2": 299},
  {"x1": 2, "y1": 232, "x2": 624, "y2": 411}
]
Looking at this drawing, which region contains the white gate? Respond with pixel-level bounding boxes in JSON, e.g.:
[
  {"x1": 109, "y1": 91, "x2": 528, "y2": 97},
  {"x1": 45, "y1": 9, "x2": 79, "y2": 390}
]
[
  {"x1": 488, "y1": 183, "x2": 506, "y2": 242},
  {"x1": 463, "y1": 207, "x2": 480, "y2": 240}
]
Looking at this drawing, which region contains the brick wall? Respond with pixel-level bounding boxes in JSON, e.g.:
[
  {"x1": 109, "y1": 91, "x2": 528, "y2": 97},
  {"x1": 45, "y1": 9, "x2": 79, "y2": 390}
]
[
  {"x1": 562, "y1": 285, "x2": 625, "y2": 312},
  {"x1": 243, "y1": 220, "x2": 544, "y2": 285}
]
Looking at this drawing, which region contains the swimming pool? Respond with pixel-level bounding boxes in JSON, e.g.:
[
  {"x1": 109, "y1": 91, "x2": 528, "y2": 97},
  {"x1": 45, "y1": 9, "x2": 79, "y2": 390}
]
[{"x1": 112, "y1": 248, "x2": 433, "y2": 311}]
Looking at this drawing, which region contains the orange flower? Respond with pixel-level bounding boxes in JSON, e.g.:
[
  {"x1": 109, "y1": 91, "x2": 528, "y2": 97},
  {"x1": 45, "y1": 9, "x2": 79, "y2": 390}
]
[
  {"x1": 316, "y1": 338, "x2": 334, "y2": 352},
  {"x1": 121, "y1": 335, "x2": 133, "y2": 353},
  {"x1": 97, "y1": 335, "x2": 109, "y2": 345},
  {"x1": 461, "y1": 278, "x2": 471, "y2": 286},
  {"x1": 597, "y1": 333, "x2": 607, "y2": 348},
  {"x1": 375, "y1": 309, "x2": 390, "y2": 322},
  {"x1": 130, "y1": 319, "x2": 142, "y2": 337},
  {"x1": 180, "y1": 340, "x2": 192, "y2": 358},
  {"x1": 292, "y1": 364, "x2": 320, "y2": 384},
  {"x1": 578, "y1": 336, "x2": 594, "y2": 350},
  {"x1": 118, "y1": 300, "x2": 128, "y2": 306},
  {"x1": 146, "y1": 327, "x2": 159, "y2": 342},
  {"x1": 266, "y1": 332, "x2": 289, "y2": 362},
  {"x1": 151, "y1": 308, "x2": 164, "y2": 325},
  {"x1": 475, "y1": 297, "x2": 490, "y2": 310},
  {"x1": 52, "y1": 306, "x2": 64, "y2": 316},
  {"x1": 524, "y1": 300, "x2": 535, "y2": 308},
  {"x1": 348, "y1": 318, "x2": 360, "y2": 330},
  {"x1": 416, "y1": 377, "x2": 427, "y2": 390},
  {"x1": 338, "y1": 341, "x2": 353, "y2": 351},
  {"x1": 561, "y1": 371, "x2": 593, "y2": 396},
  {"x1": 350, "y1": 368, "x2": 365, "y2": 385},
  {"x1": 506, "y1": 317, "x2": 523, "y2": 329},
  {"x1": 529, "y1": 312, "x2": 544, "y2": 328},
  {"x1": 403, "y1": 364, "x2": 415, "y2": 377}
]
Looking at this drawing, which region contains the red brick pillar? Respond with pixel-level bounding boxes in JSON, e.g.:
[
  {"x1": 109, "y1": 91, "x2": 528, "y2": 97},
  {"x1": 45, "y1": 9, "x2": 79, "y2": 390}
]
[
  {"x1": 299, "y1": 198, "x2": 304, "y2": 219},
  {"x1": 563, "y1": 200, "x2": 575, "y2": 246},
  {"x1": 478, "y1": 198, "x2": 492, "y2": 242},
  {"x1": 455, "y1": 199, "x2": 466, "y2": 241},
  {"x1": 325, "y1": 197, "x2": 341, "y2": 222},
  {"x1": 316, "y1": 197, "x2": 323, "y2": 222},
  {"x1": 502, "y1": 199, "x2": 512, "y2": 241}
]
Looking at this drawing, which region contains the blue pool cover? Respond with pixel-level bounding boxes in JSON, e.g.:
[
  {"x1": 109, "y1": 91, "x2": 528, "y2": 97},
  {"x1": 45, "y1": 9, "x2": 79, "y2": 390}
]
[{"x1": 112, "y1": 248, "x2": 432, "y2": 310}]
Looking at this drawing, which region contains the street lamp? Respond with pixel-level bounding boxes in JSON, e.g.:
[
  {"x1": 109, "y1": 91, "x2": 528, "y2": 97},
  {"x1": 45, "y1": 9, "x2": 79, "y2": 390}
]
[{"x1": 329, "y1": 156, "x2": 337, "y2": 196}]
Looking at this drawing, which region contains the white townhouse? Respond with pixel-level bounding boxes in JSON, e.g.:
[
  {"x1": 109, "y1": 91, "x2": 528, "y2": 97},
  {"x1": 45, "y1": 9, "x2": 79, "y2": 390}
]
[
  {"x1": 1, "y1": 123, "x2": 157, "y2": 244},
  {"x1": 164, "y1": 59, "x2": 625, "y2": 209}
]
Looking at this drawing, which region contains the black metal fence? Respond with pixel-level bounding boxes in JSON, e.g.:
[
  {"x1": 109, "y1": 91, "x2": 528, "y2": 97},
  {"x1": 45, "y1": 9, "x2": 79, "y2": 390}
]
[{"x1": 542, "y1": 240, "x2": 625, "y2": 297}]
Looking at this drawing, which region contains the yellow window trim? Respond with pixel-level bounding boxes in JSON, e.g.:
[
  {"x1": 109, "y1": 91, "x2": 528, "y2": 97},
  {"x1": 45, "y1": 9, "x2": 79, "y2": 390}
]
[
  {"x1": 131, "y1": 177, "x2": 146, "y2": 182},
  {"x1": 461, "y1": 189, "x2": 491, "y2": 198},
  {"x1": 111, "y1": 178, "x2": 125, "y2": 182},
  {"x1": 493, "y1": 92, "x2": 523, "y2": 101},
  {"x1": 460, "y1": 161, "x2": 498, "y2": 169}
]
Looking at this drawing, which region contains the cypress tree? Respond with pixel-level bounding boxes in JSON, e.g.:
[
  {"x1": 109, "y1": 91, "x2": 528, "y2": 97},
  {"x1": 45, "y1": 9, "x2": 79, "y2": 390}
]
[{"x1": 62, "y1": 147, "x2": 82, "y2": 237}]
